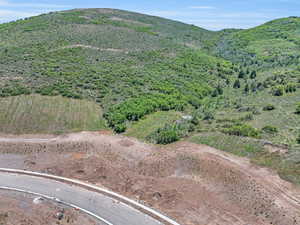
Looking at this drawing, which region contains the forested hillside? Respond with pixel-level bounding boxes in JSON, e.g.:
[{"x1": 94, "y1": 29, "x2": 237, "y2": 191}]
[
  {"x1": 0, "y1": 9, "x2": 300, "y2": 183},
  {"x1": 0, "y1": 8, "x2": 235, "y2": 133}
]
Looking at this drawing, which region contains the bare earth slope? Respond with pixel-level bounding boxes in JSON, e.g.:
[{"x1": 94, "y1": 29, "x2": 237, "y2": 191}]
[
  {"x1": 0, "y1": 190, "x2": 102, "y2": 225},
  {"x1": 0, "y1": 132, "x2": 299, "y2": 225}
]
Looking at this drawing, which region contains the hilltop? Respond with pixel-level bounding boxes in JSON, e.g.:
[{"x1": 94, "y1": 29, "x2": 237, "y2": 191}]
[
  {"x1": 214, "y1": 17, "x2": 300, "y2": 66},
  {"x1": 0, "y1": 8, "x2": 234, "y2": 131},
  {"x1": 0, "y1": 9, "x2": 299, "y2": 184}
]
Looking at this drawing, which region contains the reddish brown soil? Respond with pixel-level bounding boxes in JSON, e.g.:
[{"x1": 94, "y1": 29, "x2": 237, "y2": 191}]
[
  {"x1": 0, "y1": 132, "x2": 299, "y2": 225},
  {"x1": 0, "y1": 190, "x2": 103, "y2": 225}
]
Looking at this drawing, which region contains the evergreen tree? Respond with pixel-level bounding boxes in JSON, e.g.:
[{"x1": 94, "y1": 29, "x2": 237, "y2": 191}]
[
  {"x1": 296, "y1": 102, "x2": 300, "y2": 114},
  {"x1": 244, "y1": 83, "x2": 250, "y2": 93},
  {"x1": 246, "y1": 68, "x2": 250, "y2": 74},
  {"x1": 251, "y1": 82, "x2": 257, "y2": 92},
  {"x1": 217, "y1": 85, "x2": 223, "y2": 95},
  {"x1": 250, "y1": 70, "x2": 257, "y2": 79},
  {"x1": 233, "y1": 80, "x2": 241, "y2": 89},
  {"x1": 211, "y1": 89, "x2": 219, "y2": 97},
  {"x1": 238, "y1": 70, "x2": 245, "y2": 79}
]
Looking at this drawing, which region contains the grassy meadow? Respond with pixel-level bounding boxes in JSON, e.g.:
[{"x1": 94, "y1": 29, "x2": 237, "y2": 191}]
[{"x1": 0, "y1": 95, "x2": 106, "y2": 134}]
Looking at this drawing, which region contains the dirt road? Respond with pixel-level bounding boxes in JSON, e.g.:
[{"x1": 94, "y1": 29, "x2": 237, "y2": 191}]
[{"x1": 0, "y1": 132, "x2": 299, "y2": 225}]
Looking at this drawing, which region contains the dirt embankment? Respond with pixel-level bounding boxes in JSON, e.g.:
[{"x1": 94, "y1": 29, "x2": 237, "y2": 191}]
[
  {"x1": 0, "y1": 132, "x2": 299, "y2": 225},
  {"x1": 0, "y1": 190, "x2": 102, "y2": 225}
]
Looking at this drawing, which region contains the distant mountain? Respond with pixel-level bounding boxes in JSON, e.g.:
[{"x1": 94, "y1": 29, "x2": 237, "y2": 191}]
[{"x1": 214, "y1": 17, "x2": 300, "y2": 67}]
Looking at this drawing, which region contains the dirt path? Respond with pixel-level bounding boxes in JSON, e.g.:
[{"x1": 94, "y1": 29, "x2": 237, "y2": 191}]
[
  {"x1": 0, "y1": 132, "x2": 299, "y2": 225},
  {"x1": 49, "y1": 44, "x2": 127, "y2": 53}
]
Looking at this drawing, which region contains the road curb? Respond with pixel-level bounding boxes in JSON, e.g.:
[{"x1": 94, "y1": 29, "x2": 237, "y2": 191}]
[
  {"x1": 0, "y1": 168, "x2": 181, "y2": 225},
  {"x1": 0, "y1": 186, "x2": 114, "y2": 225}
]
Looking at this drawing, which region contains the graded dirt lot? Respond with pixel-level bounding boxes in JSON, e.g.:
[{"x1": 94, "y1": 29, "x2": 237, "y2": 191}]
[
  {"x1": 0, "y1": 190, "x2": 103, "y2": 225},
  {"x1": 0, "y1": 132, "x2": 300, "y2": 225}
]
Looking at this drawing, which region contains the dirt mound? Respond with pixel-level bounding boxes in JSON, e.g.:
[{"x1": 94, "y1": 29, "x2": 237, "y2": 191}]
[{"x1": 0, "y1": 132, "x2": 299, "y2": 225}]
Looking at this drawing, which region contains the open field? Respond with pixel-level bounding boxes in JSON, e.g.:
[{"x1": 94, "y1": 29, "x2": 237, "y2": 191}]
[
  {"x1": 0, "y1": 95, "x2": 106, "y2": 134},
  {"x1": 189, "y1": 132, "x2": 265, "y2": 157}
]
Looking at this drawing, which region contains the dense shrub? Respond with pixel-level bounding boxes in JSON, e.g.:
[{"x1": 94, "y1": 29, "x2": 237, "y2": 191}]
[
  {"x1": 149, "y1": 125, "x2": 180, "y2": 144},
  {"x1": 147, "y1": 119, "x2": 193, "y2": 144},
  {"x1": 297, "y1": 134, "x2": 300, "y2": 144},
  {"x1": 262, "y1": 125, "x2": 278, "y2": 134},
  {"x1": 0, "y1": 84, "x2": 31, "y2": 97},
  {"x1": 263, "y1": 104, "x2": 276, "y2": 111},
  {"x1": 296, "y1": 102, "x2": 300, "y2": 114},
  {"x1": 285, "y1": 83, "x2": 297, "y2": 93},
  {"x1": 104, "y1": 93, "x2": 187, "y2": 132},
  {"x1": 114, "y1": 123, "x2": 127, "y2": 133},
  {"x1": 271, "y1": 85, "x2": 285, "y2": 96},
  {"x1": 250, "y1": 70, "x2": 257, "y2": 79},
  {"x1": 223, "y1": 124, "x2": 261, "y2": 138},
  {"x1": 238, "y1": 70, "x2": 245, "y2": 79},
  {"x1": 202, "y1": 110, "x2": 215, "y2": 121},
  {"x1": 233, "y1": 79, "x2": 241, "y2": 89},
  {"x1": 244, "y1": 84, "x2": 250, "y2": 93}
]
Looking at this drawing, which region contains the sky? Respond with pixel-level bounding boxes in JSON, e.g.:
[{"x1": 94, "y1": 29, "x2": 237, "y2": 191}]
[{"x1": 0, "y1": 0, "x2": 299, "y2": 30}]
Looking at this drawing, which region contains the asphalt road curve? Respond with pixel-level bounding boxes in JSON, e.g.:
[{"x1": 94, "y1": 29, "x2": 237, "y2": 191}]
[{"x1": 0, "y1": 172, "x2": 167, "y2": 225}]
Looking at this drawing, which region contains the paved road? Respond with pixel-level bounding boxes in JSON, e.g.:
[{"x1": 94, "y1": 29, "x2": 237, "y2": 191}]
[{"x1": 0, "y1": 172, "x2": 163, "y2": 225}]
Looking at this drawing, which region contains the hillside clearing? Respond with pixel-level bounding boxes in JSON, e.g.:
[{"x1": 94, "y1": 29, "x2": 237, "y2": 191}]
[{"x1": 0, "y1": 95, "x2": 106, "y2": 134}]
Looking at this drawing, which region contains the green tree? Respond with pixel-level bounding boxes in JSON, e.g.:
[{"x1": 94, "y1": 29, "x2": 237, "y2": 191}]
[
  {"x1": 233, "y1": 79, "x2": 241, "y2": 89},
  {"x1": 238, "y1": 70, "x2": 245, "y2": 79},
  {"x1": 211, "y1": 89, "x2": 219, "y2": 97},
  {"x1": 251, "y1": 82, "x2": 257, "y2": 92},
  {"x1": 285, "y1": 83, "x2": 297, "y2": 93},
  {"x1": 297, "y1": 134, "x2": 300, "y2": 144},
  {"x1": 217, "y1": 84, "x2": 223, "y2": 95},
  {"x1": 244, "y1": 83, "x2": 249, "y2": 93},
  {"x1": 250, "y1": 70, "x2": 257, "y2": 79},
  {"x1": 272, "y1": 85, "x2": 285, "y2": 96},
  {"x1": 296, "y1": 102, "x2": 300, "y2": 114}
]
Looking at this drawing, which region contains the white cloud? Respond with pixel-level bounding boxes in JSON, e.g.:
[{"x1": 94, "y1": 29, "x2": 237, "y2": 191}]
[
  {"x1": 0, "y1": 0, "x2": 70, "y2": 8},
  {"x1": 188, "y1": 6, "x2": 216, "y2": 9}
]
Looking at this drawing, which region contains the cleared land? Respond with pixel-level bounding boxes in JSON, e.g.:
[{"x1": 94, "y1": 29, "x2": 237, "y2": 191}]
[
  {"x1": 0, "y1": 190, "x2": 102, "y2": 225},
  {"x1": 0, "y1": 95, "x2": 106, "y2": 134},
  {"x1": 0, "y1": 132, "x2": 299, "y2": 225}
]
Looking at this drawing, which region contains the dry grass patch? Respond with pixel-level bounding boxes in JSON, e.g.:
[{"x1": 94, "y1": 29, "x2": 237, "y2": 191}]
[{"x1": 0, "y1": 95, "x2": 106, "y2": 134}]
